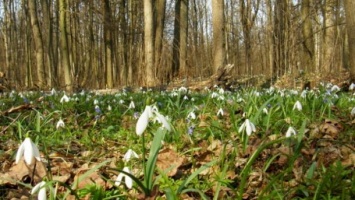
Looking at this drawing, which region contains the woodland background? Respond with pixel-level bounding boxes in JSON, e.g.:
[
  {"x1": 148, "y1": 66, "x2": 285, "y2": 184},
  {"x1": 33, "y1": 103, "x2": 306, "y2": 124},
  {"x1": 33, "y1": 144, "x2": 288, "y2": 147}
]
[{"x1": 1, "y1": 0, "x2": 355, "y2": 92}]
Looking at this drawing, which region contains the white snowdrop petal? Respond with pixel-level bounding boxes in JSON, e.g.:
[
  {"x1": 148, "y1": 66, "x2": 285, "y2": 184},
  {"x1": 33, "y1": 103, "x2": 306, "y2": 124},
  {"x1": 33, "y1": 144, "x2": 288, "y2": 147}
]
[
  {"x1": 154, "y1": 111, "x2": 171, "y2": 132},
  {"x1": 136, "y1": 109, "x2": 149, "y2": 136},
  {"x1": 15, "y1": 143, "x2": 25, "y2": 164}
]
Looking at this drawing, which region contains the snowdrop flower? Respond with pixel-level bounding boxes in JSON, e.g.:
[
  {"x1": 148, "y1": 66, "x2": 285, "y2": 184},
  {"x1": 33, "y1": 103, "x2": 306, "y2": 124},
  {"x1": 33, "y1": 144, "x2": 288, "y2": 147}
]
[
  {"x1": 136, "y1": 105, "x2": 171, "y2": 136},
  {"x1": 285, "y1": 126, "x2": 297, "y2": 138},
  {"x1": 56, "y1": 118, "x2": 65, "y2": 129},
  {"x1": 136, "y1": 106, "x2": 153, "y2": 136},
  {"x1": 217, "y1": 108, "x2": 224, "y2": 116},
  {"x1": 349, "y1": 83, "x2": 355, "y2": 90},
  {"x1": 178, "y1": 86, "x2": 188, "y2": 93},
  {"x1": 123, "y1": 149, "x2": 139, "y2": 162},
  {"x1": 119, "y1": 99, "x2": 125, "y2": 104},
  {"x1": 183, "y1": 95, "x2": 189, "y2": 100},
  {"x1": 211, "y1": 92, "x2": 219, "y2": 99},
  {"x1": 115, "y1": 167, "x2": 133, "y2": 189},
  {"x1": 50, "y1": 88, "x2": 56, "y2": 95},
  {"x1": 31, "y1": 181, "x2": 47, "y2": 200},
  {"x1": 351, "y1": 107, "x2": 355, "y2": 116},
  {"x1": 238, "y1": 119, "x2": 256, "y2": 136},
  {"x1": 15, "y1": 137, "x2": 41, "y2": 165},
  {"x1": 107, "y1": 105, "x2": 112, "y2": 111},
  {"x1": 60, "y1": 94, "x2": 69, "y2": 103},
  {"x1": 93, "y1": 99, "x2": 99, "y2": 105},
  {"x1": 293, "y1": 101, "x2": 302, "y2": 111},
  {"x1": 331, "y1": 85, "x2": 340, "y2": 92},
  {"x1": 218, "y1": 88, "x2": 225, "y2": 95},
  {"x1": 300, "y1": 90, "x2": 307, "y2": 98},
  {"x1": 262, "y1": 108, "x2": 268, "y2": 115},
  {"x1": 187, "y1": 111, "x2": 196, "y2": 120},
  {"x1": 154, "y1": 111, "x2": 171, "y2": 131},
  {"x1": 129, "y1": 101, "x2": 135, "y2": 109}
]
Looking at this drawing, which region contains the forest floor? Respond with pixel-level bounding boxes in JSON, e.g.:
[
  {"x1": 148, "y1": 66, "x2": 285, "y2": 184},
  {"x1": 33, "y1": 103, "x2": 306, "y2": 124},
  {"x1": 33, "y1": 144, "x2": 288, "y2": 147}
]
[{"x1": 0, "y1": 71, "x2": 354, "y2": 199}]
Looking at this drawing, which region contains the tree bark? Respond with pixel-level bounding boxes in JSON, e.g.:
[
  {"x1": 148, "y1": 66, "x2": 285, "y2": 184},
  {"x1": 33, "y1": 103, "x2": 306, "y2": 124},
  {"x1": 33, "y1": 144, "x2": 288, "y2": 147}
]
[
  {"x1": 301, "y1": 0, "x2": 315, "y2": 73},
  {"x1": 154, "y1": 0, "x2": 166, "y2": 83},
  {"x1": 59, "y1": 0, "x2": 72, "y2": 92},
  {"x1": 143, "y1": 0, "x2": 155, "y2": 86},
  {"x1": 212, "y1": 0, "x2": 225, "y2": 73},
  {"x1": 103, "y1": 0, "x2": 114, "y2": 88},
  {"x1": 28, "y1": 0, "x2": 45, "y2": 88},
  {"x1": 344, "y1": 0, "x2": 355, "y2": 80}
]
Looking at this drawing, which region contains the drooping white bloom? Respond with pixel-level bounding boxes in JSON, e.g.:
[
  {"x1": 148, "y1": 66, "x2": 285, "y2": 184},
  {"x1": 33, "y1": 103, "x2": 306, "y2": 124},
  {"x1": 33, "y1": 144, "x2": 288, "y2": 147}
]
[
  {"x1": 183, "y1": 95, "x2": 189, "y2": 100},
  {"x1": 31, "y1": 181, "x2": 47, "y2": 200},
  {"x1": 331, "y1": 85, "x2": 340, "y2": 92},
  {"x1": 285, "y1": 126, "x2": 297, "y2": 138},
  {"x1": 349, "y1": 83, "x2": 355, "y2": 91},
  {"x1": 218, "y1": 88, "x2": 225, "y2": 95},
  {"x1": 107, "y1": 105, "x2": 112, "y2": 111},
  {"x1": 136, "y1": 106, "x2": 151, "y2": 136},
  {"x1": 56, "y1": 118, "x2": 65, "y2": 129},
  {"x1": 211, "y1": 92, "x2": 219, "y2": 98},
  {"x1": 351, "y1": 107, "x2": 355, "y2": 116},
  {"x1": 129, "y1": 101, "x2": 135, "y2": 109},
  {"x1": 293, "y1": 101, "x2": 302, "y2": 111},
  {"x1": 50, "y1": 88, "x2": 56, "y2": 96},
  {"x1": 115, "y1": 167, "x2": 133, "y2": 189},
  {"x1": 217, "y1": 108, "x2": 224, "y2": 116},
  {"x1": 123, "y1": 149, "x2": 139, "y2": 162},
  {"x1": 238, "y1": 119, "x2": 256, "y2": 136},
  {"x1": 15, "y1": 137, "x2": 41, "y2": 165},
  {"x1": 300, "y1": 90, "x2": 307, "y2": 98},
  {"x1": 153, "y1": 111, "x2": 171, "y2": 131},
  {"x1": 262, "y1": 108, "x2": 268, "y2": 115},
  {"x1": 187, "y1": 111, "x2": 196, "y2": 120},
  {"x1": 94, "y1": 99, "x2": 99, "y2": 105},
  {"x1": 178, "y1": 86, "x2": 188, "y2": 93},
  {"x1": 60, "y1": 94, "x2": 69, "y2": 103},
  {"x1": 135, "y1": 105, "x2": 171, "y2": 135}
]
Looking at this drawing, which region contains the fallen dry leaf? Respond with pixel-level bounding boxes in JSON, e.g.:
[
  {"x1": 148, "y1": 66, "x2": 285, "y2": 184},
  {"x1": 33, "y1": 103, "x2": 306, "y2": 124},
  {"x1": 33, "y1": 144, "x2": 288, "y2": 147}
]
[
  {"x1": 156, "y1": 147, "x2": 185, "y2": 177},
  {"x1": 0, "y1": 160, "x2": 47, "y2": 185}
]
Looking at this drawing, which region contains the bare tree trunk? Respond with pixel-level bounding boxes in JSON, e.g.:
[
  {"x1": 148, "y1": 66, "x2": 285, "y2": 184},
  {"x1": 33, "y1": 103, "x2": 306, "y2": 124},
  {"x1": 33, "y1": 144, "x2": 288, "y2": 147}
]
[
  {"x1": 143, "y1": 0, "x2": 155, "y2": 86},
  {"x1": 179, "y1": 0, "x2": 188, "y2": 78},
  {"x1": 344, "y1": 0, "x2": 355, "y2": 80},
  {"x1": 301, "y1": 0, "x2": 315, "y2": 73},
  {"x1": 154, "y1": 0, "x2": 166, "y2": 83},
  {"x1": 59, "y1": 0, "x2": 72, "y2": 92},
  {"x1": 40, "y1": 0, "x2": 53, "y2": 87},
  {"x1": 28, "y1": 0, "x2": 46, "y2": 88},
  {"x1": 240, "y1": 0, "x2": 260, "y2": 76},
  {"x1": 172, "y1": 0, "x2": 181, "y2": 79},
  {"x1": 273, "y1": 0, "x2": 290, "y2": 77},
  {"x1": 212, "y1": 0, "x2": 225, "y2": 73},
  {"x1": 103, "y1": 0, "x2": 114, "y2": 88},
  {"x1": 323, "y1": 0, "x2": 336, "y2": 73}
]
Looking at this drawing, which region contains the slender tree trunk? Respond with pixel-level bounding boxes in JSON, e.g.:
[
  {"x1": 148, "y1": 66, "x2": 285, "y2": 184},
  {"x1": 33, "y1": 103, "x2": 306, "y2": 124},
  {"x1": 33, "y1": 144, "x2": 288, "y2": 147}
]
[
  {"x1": 154, "y1": 0, "x2": 166, "y2": 83},
  {"x1": 172, "y1": 0, "x2": 181, "y2": 79},
  {"x1": 301, "y1": 0, "x2": 315, "y2": 73},
  {"x1": 143, "y1": 0, "x2": 155, "y2": 86},
  {"x1": 59, "y1": 0, "x2": 72, "y2": 92},
  {"x1": 344, "y1": 0, "x2": 355, "y2": 80},
  {"x1": 179, "y1": 0, "x2": 188, "y2": 78},
  {"x1": 40, "y1": 0, "x2": 53, "y2": 87},
  {"x1": 28, "y1": 0, "x2": 46, "y2": 88},
  {"x1": 103, "y1": 0, "x2": 113, "y2": 88},
  {"x1": 212, "y1": 0, "x2": 225, "y2": 73},
  {"x1": 323, "y1": 0, "x2": 336, "y2": 73}
]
